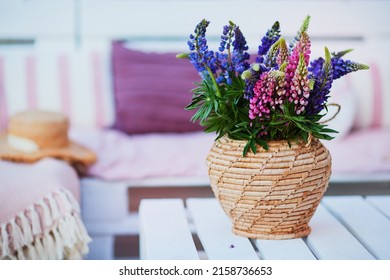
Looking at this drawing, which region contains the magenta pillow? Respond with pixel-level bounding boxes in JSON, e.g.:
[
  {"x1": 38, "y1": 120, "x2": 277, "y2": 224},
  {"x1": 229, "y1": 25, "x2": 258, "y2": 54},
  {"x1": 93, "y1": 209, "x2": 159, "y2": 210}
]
[{"x1": 112, "y1": 42, "x2": 203, "y2": 134}]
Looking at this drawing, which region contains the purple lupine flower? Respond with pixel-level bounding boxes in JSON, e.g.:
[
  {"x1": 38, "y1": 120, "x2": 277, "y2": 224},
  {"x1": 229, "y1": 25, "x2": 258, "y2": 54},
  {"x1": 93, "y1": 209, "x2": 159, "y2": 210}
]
[
  {"x1": 249, "y1": 72, "x2": 275, "y2": 119},
  {"x1": 289, "y1": 54, "x2": 311, "y2": 114},
  {"x1": 187, "y1": 19, "x2": 217, "y2": 74},
  {"x1": 263, "y1": 39, "x2": 280, "y2": 69},
  {"x1": 215, "y1": 51, "x2": 231, "y2": 84},
  {"x1": 219, "y1": 24, "x2": 234, "y2": 53},
  {"x1": 231, "y1": 26, "x2": 250, "y2": 74},
  {"x1": 256, "y1": 21, "x2": 280, "y2": 63},
  {"x1": 309, "y1": 56, "x2": 369, "y2": 81},
  {"x1": 332, "y1": 58, "x2": 369, "y2": 80},
  {"x1": 308, "y1": 57, "x2": 324, "y2": 79},
  {"x1": 216, "y1": 22, "x2": 250, "y2": 84},
  {"x1": 306, "y1": 48, "x2": 334, "y2": 115},
  {"x1": 243, "y1": 67, "x2": 260, "y2": 99}
]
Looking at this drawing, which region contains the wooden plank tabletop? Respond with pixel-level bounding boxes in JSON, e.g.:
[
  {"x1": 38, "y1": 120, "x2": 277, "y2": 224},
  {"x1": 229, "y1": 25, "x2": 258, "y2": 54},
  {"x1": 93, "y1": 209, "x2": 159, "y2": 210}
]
[
  {"x1": 139, "y1": 199, "x2": 199, "y2": 260},
  {"x1": 139, "y1": 196, "x2": 390, "y2": 260}
]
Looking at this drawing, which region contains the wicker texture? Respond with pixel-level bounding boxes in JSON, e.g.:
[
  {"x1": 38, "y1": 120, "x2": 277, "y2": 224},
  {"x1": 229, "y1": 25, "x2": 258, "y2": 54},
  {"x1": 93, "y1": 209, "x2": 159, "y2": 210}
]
[{"x1": 206, "y1": 136, "x2": 331, "y2": 239}]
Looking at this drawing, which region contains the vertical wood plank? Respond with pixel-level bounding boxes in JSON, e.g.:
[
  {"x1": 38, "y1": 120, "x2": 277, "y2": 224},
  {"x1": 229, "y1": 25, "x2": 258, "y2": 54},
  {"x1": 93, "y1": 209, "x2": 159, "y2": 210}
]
[
  {"x1": 187, "y1": 198, "x2": 259, "y2": 260},
  {"x1": 366, "y1": 196, "x2": 390, "y2": 219},
  {"x1": 323, "y1": 196, "x2": 390, "y2": 259},
  {"x1": 255, "y1": 239, "x2": 316, "y2": 260},
  {"x1": 306, "y1": 204, "x2": 375, "y2": 260},
  {"x1": 139, "y1": 199, "x2": 199, "y2": 260}
]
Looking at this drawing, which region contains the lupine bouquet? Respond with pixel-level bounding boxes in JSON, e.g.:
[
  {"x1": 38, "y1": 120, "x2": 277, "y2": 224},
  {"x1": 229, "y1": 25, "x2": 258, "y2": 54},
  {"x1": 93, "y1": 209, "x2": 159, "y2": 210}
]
[{"x1": 179, "y1": 16, "x2": 368, "y2": 155}]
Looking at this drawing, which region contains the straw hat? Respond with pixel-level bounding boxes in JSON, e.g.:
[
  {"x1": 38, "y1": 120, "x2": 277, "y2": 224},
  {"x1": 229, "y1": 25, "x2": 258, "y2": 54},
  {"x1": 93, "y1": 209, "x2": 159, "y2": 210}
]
[{"x1": 0, "y1": 110, "x2": 96, "y2": 166}]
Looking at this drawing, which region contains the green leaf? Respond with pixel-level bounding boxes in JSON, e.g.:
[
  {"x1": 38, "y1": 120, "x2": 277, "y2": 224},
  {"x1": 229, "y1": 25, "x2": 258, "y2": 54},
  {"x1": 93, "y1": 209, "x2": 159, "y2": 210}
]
[
  {"x1": 312, "y1": 132, "x2": 334, "y2": 140},
  {"x1": 332, "y1": 49, "x2": 353, "y2": 58},
  {"x1": 255, "y1": 138, "x2": 268, "y2": 150},
  {"x1": 176, "y1": 53, "x2": 189, "y2": 59},
  {"x1": 301, "y1": 130, "x2": 309, "y2": 142},
  {"x1": 320, "y1": 127, "x2": 339, "y2": 134},
  {"x1": 250, "y1": 139, "x2": 257, "y2": 154},
  {"x1": 243, "y1": 141, "x2": 251, "y2": 156}
]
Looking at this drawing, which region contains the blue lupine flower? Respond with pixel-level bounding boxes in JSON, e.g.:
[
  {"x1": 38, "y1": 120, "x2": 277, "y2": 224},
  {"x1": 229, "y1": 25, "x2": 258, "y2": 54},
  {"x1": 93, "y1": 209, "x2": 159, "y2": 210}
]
[
  {"x1": 214, "y1": 22, "x2": 250, "y2": 85},
  {"x1": 306, "y1": 48, "x2": 333, "y2": 115},
  {"x1": 187, "y1": 19, "x2": 217, "y2": 74},
  {"x1": 308, "y1": 57, "x2": 324, "y2": 78},
  {"x1": 244, "y1": 68, "x2": 260, "y2": 99},
  {"x1": 256, "y1": 21, "x2": 280, "y2": 63},
  {"x1": 332, "y1": 58, "x2": 369, "y2": 79},
  {"x1": 309, "y1": 56, "x2": 369, "y2": 80},
  {"x1": 219, "y1": 24, "x2": 233, "y2": 52},
  {"x1": 231, "y1": 26, "x2": 250, "y2": 74}
]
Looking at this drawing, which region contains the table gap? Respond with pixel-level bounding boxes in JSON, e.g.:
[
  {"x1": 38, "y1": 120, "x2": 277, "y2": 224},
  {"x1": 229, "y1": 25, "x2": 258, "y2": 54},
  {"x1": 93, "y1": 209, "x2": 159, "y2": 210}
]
[
  {"x1": 249, "y1": 239, "x2": 263, "y2": 260},
  {"x1": 301, "y1": 237, "x2": 319, "y2": 260},
  {"x1": 365, "y1": 197, "x2": 390, "y2": 219},
  {"x1": 192, "y1": 233, "x2": 208, "y2": 259}
]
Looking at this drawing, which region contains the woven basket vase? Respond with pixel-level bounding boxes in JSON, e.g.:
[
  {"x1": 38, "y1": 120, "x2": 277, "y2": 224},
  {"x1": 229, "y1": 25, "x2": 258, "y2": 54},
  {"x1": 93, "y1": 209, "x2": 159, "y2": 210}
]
[{"x1": 206, "y1": 136, "x2": 331, "y2": 239}]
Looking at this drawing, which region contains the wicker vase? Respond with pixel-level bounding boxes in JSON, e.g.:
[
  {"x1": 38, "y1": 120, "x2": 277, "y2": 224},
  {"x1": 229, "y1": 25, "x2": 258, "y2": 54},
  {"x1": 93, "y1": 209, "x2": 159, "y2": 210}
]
[{"x1": 206, "y1": 135, "x2": 331, "y2": 239}]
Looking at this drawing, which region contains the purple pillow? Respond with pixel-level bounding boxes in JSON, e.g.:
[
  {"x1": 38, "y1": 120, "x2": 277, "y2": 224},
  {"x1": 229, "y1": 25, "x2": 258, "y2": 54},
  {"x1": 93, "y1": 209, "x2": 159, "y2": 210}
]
[{"x1": 112, "y1": 42, "x2": 203, "y2": 134}]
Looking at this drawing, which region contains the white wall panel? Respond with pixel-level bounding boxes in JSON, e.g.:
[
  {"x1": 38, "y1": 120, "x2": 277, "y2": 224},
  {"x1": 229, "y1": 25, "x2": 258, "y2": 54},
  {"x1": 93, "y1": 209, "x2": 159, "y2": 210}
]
[
  {"x1": 0, "y1": 0, "x2": 74, "y2": 41},
  {"x1": 80, "y1": 0, "x2": 390, "y2": 44}
]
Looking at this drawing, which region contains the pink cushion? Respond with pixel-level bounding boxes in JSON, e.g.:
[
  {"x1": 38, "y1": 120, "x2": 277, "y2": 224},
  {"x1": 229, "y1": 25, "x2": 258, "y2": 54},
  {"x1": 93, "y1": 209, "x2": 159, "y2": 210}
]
[
  {"x1": 71, "y1": 128, "x2": 215, "y2": 180},
  {"x1": 324, "y1": 128, "x2": 390, "y2": 174},
  {"x1": 111, "y1": 42, "x2": 202, "y2": 134},
  {"x1": 71, "y1": 128, "x2": 390, "y2": 181}
]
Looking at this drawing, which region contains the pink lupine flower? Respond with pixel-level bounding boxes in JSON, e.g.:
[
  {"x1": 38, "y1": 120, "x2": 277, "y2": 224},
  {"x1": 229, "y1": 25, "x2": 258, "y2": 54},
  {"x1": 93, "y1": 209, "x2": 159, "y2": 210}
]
[
  {"x1": 249, "y1": 72, "x2": 275, "y2": 119},
  {"x1": 289, "y1": 53, "x2": 310, "y2": 114},
  {"x1": 274, "y1": 72, "x2": 287, "y2": 107},
  {"x1": 276, "y1": 38, "x2": 288, "y2": 67},
  {"x1": 285, "y1": 32, "x2": 311, "y2": 99}
]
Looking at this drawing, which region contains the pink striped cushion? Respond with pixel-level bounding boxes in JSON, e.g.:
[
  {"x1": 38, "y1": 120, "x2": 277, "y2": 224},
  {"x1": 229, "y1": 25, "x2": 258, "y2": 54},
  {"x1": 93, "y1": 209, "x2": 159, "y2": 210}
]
[{"x1": 0, "y1": 49, "x2": 114, "y2": 130}]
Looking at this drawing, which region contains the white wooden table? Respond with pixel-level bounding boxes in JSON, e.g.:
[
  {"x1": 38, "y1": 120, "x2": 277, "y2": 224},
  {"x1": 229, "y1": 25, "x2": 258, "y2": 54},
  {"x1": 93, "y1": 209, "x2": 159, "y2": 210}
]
[{"x1": 139, "y1": 196, "x2": 390, "y2": 260}]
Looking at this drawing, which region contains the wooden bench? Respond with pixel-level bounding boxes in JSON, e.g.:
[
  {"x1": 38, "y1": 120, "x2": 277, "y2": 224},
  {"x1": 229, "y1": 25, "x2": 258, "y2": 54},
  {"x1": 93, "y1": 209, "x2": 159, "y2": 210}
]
[{"x1": 139, "y1": 196, "x2": 390, "y2": 260}]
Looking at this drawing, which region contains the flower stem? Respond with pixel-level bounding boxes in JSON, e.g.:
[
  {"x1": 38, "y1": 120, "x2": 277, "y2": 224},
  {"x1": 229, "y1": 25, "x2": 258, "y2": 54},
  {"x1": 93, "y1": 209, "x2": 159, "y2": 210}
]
[{"x1": 206, "y1": 66, "x2": 222, "y2": 98}]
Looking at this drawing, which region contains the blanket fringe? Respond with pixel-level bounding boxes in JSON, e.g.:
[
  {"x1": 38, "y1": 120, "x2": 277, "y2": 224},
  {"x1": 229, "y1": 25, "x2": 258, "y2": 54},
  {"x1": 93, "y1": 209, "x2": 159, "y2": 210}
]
[{"x1": 0, "y1": 189, "x2": 91, "y2": 260}]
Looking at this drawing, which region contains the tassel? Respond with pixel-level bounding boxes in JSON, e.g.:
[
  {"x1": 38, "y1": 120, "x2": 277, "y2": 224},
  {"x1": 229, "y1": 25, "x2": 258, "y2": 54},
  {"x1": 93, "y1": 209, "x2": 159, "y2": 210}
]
[
  {"x1": 48, "y1": 195, "x2": 60, "y2": 220},
  {"x1": 17, "y1": 248, "x2": 26, "y2": 260},
  {"x1": 57, "y1": 190, "x2": 72, "y2": 214},
  {"x1": 39, "y1": 199, "x2": 53, "y2": 228},
  {"x1": 19, "y1": 211, "x2": 34, "y2": 245},
  {"x1": 58, "y1": 216, "x2": 75, "y2": 246},
  {"x1": 29, "y1": 206, "x2": 42, "y2": 235},
  {"x1": 1, "y1": 223, "x2": 10, "y2": 258},
  {"x1": 74, "y1": 215, "x2": 92, "y2": 246},
  {"x1": 41, "y1": 233, "x2": 57, "y2": 259},
  {"x1": 62, "y1": 189, "x2": 80, "y2": 213},
  {"x1": 10, "y1": 219, "x2": 24, "y2": 251},
  {"x1": 34, "y1": 237, "x2": 46, "y2": 260},
  {"x1": 26, "y1": 243, "x2": 37, "y2": 259},
  {"x1": 51, "y1": 226, "x2": 64, "y2": 259}
]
